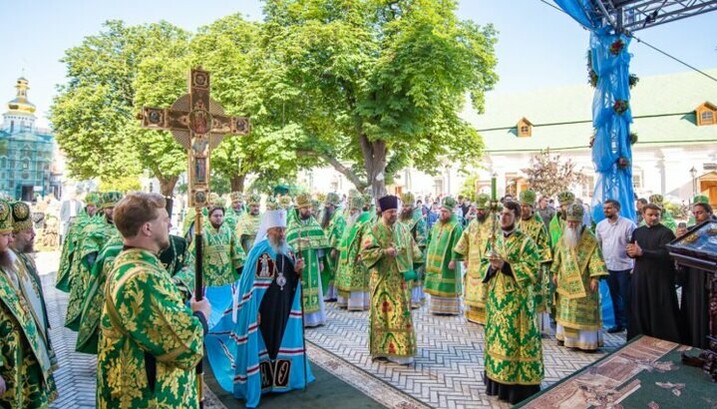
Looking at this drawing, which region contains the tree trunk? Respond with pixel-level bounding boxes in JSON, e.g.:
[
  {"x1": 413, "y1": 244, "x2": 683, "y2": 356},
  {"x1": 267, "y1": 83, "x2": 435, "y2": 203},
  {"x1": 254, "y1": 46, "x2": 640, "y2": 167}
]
[
  {"x1": 230, "y1": 174, "x2": 246, "y2": 192},
  {"x1": 359, "y1": 135, "x2": 387, "y2": 198},
  {"x1": 159, "y1": 175, "x2": 178, "y2": 197}
]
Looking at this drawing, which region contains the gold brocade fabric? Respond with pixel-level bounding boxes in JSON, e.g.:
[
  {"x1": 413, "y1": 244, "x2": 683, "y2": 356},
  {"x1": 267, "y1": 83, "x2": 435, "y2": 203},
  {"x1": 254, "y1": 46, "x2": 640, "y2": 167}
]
[
  {"x1": 360, "y1": 221, "x2": 423, "y2": 358},
  {"x1": 551, "y1": 230, "x2": 609, "y2": 332},
  {"x1": 483, "y1": 230, "x2": 544, "y2": 385},
  {"x1": 97, "y1": 249, "x2": 204, "y2": 408},
  {"x1": 518, "y1": 214, "x2": 553, "y2": 313},
  {"x1": 454, "y1": 219, "x2": 492, "y2": 323}
]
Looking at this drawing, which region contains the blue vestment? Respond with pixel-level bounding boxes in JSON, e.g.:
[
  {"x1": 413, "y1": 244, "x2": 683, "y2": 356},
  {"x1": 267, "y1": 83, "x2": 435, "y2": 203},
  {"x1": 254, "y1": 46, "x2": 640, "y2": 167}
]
[{"x1": 205, "y1": 239, "x2": 314, "y2": 408}]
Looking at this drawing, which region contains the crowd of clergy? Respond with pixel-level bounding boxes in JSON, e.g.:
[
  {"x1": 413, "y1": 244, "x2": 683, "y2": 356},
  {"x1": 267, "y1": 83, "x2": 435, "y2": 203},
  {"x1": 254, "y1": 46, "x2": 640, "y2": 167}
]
[{"x1": 0, "y1": 183, "x2": 713, "y2": 408}]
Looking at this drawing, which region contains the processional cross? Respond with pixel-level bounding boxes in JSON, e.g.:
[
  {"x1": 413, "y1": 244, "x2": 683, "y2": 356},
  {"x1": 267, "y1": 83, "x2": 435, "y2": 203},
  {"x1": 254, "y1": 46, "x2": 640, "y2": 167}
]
[{"x1": 138, "y1": 67, "x2": 250, "y2": 406}]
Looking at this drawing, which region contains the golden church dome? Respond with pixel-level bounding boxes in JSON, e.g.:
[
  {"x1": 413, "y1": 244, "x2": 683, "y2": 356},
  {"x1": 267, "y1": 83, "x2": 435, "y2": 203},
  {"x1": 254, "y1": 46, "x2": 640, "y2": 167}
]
[{"x1": 7, "y1": 77, "x2": 36, "y2": 114}]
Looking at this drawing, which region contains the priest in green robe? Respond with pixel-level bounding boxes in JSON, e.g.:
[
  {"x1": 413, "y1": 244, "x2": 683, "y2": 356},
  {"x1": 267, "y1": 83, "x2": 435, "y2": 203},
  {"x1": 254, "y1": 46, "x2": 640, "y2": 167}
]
[
  {"x1": 188, "y1": 201, "x2": 245, "y2": 287},
  {"x1": 399, "y1": 192, "x2": 428, "y2": 309},
  {"x1": 286, "y1": 193, "x2": 330, "y2": 327},
  {"x1": 97, "y1": 192, "x2": 210, "y2": 408},
  {"x1": 56, "y1": 191, "x2": 100, "y2": 292},
  {"x1": 517, "y1": 190, "x2": 553, "y2": 335},
  {"x1": 321, "y1": 192, "x2": 346, "y2": 302},
  {"x1": 235, "y1": 193, "x2": 262, "y2": 253},
  {"x1": 360, "y1": 195, "x2": 423, "y2": 364},
  {"x1": 0, "y1": 198, "x2": 58, "y2": 408},
  {"x1": 424, "y1": 196, "x2": 463, "y2": 315},
  {"x1": 552, "y1": 203, "x2": 609, "y2": 351},
  {"x1": 549, "y1": 191, "x2": 575, "y2": 250},
  {"x1": 224, "y1": 191, "x2": 245, "y2": 233},
  {"x1": 336, "y1": 195, "x2": 372, "y2": 310},
  {"x1": 483, "y1": 200, "x2": 543, "y2": 404},
  {"x1": 10, "y1": 201, "x2": 56, "y2": 365},
  {"x1": 65, "y1": 191, "x2": 122, "y2": 331},
  {"x1": 454, "y1": 194, "x2": 492, "y2": 324}
]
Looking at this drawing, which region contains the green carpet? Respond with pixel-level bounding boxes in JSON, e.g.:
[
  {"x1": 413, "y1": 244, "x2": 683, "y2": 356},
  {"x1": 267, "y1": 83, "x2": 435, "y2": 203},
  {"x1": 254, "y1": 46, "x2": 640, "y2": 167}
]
[{"x1": 204, "y1": 358, "x2": 386, "y2": 409}]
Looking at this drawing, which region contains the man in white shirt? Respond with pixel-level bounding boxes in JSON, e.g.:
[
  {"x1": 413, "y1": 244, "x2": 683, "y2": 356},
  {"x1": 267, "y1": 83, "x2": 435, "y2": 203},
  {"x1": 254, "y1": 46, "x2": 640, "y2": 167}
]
[
  {"x1": 59, "y1": 193, "x2": 82, "y2": 244},
  {"x1": 596, "y1": 199, "x2": 636, "y2": 334}
]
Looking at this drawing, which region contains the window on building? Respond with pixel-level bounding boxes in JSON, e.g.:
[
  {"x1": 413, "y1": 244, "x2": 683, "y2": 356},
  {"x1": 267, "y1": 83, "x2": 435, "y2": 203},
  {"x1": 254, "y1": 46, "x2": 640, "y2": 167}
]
[
  {"x1": 516, "y1": 117, "x2": 533, "y2": 137},
  {"x1": 633, "y1": 172, "x2": 643, "y2": 190},
  {"x1": 695, "y1": 102, "x2": 717, "y2": 126},
  {"x1": 582, "y1": 176, "x2": 595, "y2": 198}
]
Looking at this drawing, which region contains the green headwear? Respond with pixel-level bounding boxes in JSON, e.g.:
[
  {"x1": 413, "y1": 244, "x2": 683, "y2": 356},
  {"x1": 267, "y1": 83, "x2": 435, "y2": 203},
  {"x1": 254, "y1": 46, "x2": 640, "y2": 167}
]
[
  {"x1": 565, "y1": 202, "x2": 584, "y2": 222},
  {"x1": 230, "y1": 192, "x2": 244, "y2": 204},
  {"x1": 100, "y1": 191, "x2": 123, "y2": 209},
  {"x1": 247, "y1": 193, "x2": 261, "y2": 206},
  {"x1": 0, "y1": 199, "x2": 13, "y2": 234},
  {"x1": 295, "y1": 193, "x2": 311, "y2": 209},
  {"x1": 209, "y1": 192, "x2": 225, "y2": 209},
  {"x1": 265, "y1": 196, "x2": 280, "y2": 211},
  {"x1": 441, "y1": 196, "x2": 457, "y2": 211},
  {"x1": 362, "y1": 193, "x2": 374, "y2": 208},
  {"x1": 475, "y1": 193, "x2": 490, "y2": 210},
  {"x1": 400, "y1": 192, "x2": 416, "y2": 206},
  {"x1": 558, "y1": 191, "x2": 576, "y2": 206},
  {"x1": 649, "y1": 194, "x2": 664, "y2": 207},
  {"x1": 11, "y1": 201, "x2": 33, "y2": 233},
  {"x1": 85, "y1": 192, "x2": 101, "y2": 207},
  {"x1": 273, "y1": 184, "x2": 290, "y2": 196},
  {"x1": 693, "y1": 194, "x2": 709, "y2": 205},
  {"x1": 349, "y1": 195, "x2": 365, "y2": 211},
  {"x1": 325, "y1": 192, "x2": 341, "y2": 207},
  {"x1": 519, "y1": 190, "x2": 537, "y2": 207}
]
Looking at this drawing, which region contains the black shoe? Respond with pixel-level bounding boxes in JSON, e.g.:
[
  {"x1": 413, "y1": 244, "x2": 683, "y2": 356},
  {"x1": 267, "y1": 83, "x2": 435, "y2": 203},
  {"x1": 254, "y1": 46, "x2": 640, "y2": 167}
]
[{"x1": 607, "y1": 326, "x2": 624, "y2": 334}]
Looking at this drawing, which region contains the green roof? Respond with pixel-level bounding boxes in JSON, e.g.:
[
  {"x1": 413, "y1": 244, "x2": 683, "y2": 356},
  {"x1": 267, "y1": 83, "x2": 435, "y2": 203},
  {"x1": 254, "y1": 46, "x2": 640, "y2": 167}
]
[{"x1": 464, "y1": 69, "x2": 717, "y2": 153}]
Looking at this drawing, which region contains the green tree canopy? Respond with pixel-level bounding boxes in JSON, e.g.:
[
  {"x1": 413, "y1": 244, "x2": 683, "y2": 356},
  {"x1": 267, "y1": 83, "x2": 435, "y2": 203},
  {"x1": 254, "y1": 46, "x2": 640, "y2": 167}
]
[{"x1": 259, "y1": 0, "x2": 498, "y2": 196}]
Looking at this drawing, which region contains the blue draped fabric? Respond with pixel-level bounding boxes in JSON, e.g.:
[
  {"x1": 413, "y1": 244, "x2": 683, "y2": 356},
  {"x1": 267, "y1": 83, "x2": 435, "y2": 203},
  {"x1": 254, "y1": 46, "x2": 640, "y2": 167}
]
[
  {"x1": 554, "y1": 1, "x2": 636, "y2": 225},
  {"x1": 205, "y1": 239, "x2": 314, "y2": 408},
  {"x1": 555, "y1": 0, "x2": 641, "y2": 327}
]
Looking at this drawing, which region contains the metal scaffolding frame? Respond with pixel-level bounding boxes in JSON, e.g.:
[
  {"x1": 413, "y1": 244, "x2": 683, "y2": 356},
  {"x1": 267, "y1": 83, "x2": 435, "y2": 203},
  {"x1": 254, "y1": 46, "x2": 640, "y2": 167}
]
[{"x1": 594, "y1": 0, "x2": 717, "y2": 32}]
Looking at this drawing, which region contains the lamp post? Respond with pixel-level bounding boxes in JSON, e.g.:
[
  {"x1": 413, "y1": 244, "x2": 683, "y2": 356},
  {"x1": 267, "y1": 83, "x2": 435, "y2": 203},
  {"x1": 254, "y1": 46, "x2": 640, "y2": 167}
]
[{"x1": 690, "y1": 166, "x2": 698, "y2": 198}]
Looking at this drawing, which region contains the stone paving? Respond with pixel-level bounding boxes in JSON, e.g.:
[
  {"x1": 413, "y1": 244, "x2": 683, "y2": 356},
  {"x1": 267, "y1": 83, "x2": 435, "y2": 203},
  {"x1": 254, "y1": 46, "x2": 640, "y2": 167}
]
[{"x1": 37, "y1": 250, "x2": 626, "y2": 408}]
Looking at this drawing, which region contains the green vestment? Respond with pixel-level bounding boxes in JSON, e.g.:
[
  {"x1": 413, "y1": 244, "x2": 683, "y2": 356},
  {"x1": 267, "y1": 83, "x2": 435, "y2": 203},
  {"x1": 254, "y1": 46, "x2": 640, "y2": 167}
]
[
  {"x1": 360, "y1": 220, "x2": 423, "y2": 359},
  {"x1": 0, "y1": 264, "x2": 57, "y2": 408},
  {"x1": 97, "y1": 249, "x2": 204, "y2": 408},
  {"x1": 286, "y1": 215, "x2": 330, "y2": 314},
  {"x1": 235, "y1": 212, "x2": 262, "y2": 253},
  {"x1": 321, "y1": 210, "x2": 346, "y2": 297},
  {"x1": 453, "y1": 218, "x2": 492, "y2": 324},
  {"x1": 76, "y1": 234, "x2": 124, "y2": 354},
  {"x1": 56, "y1": 211, "x2": 93, "y2": 292},
  {"x1": 65, "y1": 219, "x2": 120, "y2": 331},
  {"x1": 399, "y1": 209, "x2": 428, "y2": 294},
  {"x1": 551, "y1": 228, "x2": 609, "y2": 334},
  {"x1": 482, "y1": 230, "x2": 544, "y2": 386},
  {"x1": 424, "y1": 216, "x2": 463, "y2": 297},
  {"x1": 335, "y1": 211, "x2": 372, "y2": 296},
  {"x1": 188, "y1": 223, "x2": 245, "y2": 287},
  {"x1": 549, "y1": 214, "x2": 565, "y2": 250},
  {"x1": 518, "y1": 213, "x2": 553, "y2": 313}
]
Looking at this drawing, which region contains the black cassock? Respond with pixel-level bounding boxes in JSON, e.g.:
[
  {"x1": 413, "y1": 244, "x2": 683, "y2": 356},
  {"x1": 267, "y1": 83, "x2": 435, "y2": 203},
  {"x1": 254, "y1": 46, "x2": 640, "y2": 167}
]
[
  {"x1": 627, "y1": 224, "x2": 683, "y2": 343},
  {"x1": 259, "y1": 253, "x2": 299, "y2": 360}
]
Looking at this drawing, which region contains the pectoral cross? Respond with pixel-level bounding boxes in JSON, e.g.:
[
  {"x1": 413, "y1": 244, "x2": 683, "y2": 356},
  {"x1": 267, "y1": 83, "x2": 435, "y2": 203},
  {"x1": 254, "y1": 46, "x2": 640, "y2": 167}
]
[{"x1": 137, "y1": 67, "x2": 250, "y2": 408}]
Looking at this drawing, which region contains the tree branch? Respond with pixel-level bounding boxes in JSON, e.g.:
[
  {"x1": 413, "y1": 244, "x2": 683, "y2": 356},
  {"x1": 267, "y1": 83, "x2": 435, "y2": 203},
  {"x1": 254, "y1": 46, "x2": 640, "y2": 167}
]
[{"x1": 297, "y1": 150, "x2": 368, "y2": 191}]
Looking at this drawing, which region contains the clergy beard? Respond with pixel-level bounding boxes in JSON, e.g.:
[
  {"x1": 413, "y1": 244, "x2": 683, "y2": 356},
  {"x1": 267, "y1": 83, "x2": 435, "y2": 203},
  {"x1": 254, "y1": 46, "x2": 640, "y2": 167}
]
[
  {"x1": 400, "y1": 208, "x2": 413, "y2": 220},
  {"x1": 562, "y1": 225, "x2": 580, "y2": 250},
  {"x1": 269, "y1": 237, "x2": 290, "y2": 256},
  {"x1": 476, "y1": 212, "x2": 487, "y2": 223},
  {"x1": 321, "y1": 207, "x2": 333, "y2": 229},
  {"x1": 501, "y1": 224, "x2": 515, "y2": 234},
  {"x1": 0, "y1": 250, "x2": 17, "y2": 272},
  {"x1": 210, "y1": 221, "x2": 222, "y2": 229},
  {"x1": 347, "y1": 211, "x2": 360, "y2": 228}
]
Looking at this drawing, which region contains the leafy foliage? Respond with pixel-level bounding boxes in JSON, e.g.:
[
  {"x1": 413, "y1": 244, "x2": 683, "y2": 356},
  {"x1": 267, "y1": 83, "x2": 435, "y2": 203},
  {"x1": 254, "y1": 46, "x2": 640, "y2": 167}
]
[{"x1": 522, "y1": 150, "x2": 587, "y2": 198}]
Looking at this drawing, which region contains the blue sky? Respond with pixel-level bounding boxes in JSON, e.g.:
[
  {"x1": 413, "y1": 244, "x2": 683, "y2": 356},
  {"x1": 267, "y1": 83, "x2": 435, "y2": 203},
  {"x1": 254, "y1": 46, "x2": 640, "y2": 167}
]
[{"x1": 1, "y1": 0, "x2": 716, "y2": 127}]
